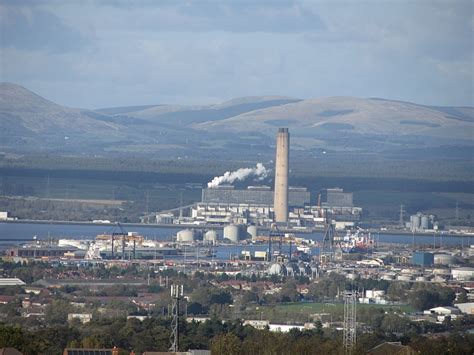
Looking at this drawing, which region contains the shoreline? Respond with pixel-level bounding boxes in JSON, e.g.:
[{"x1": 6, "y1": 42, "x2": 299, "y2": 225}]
[{"x1": 1, "y1": 219, "x2": 473, "y2": 238}]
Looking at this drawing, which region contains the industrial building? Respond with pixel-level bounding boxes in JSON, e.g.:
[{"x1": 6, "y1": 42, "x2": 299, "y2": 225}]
[
  {"x1": 202, "y1": 185, "x2": 310, "y2": 207},
  {"x1": 154, "y1": 128, "x2": 362, "y2": 228},
  {"x1": 189, "y1": 202, "x2": 362, "y2": 228},
  {"x1": 408, "y1": 212, "x2": 437, "y2": 232},
  {"x1": 191, "y1": 203, "x2": 274, "y2": 226},
  {"x1": 412, "y1": 251, "x2": 434, "y2": 266},
  {"x1": 321, "y1": 188, "x2": 353, "y2": 208},
  {"x1": 7, "y1": 246, "x2": 78, "y2": 258}
]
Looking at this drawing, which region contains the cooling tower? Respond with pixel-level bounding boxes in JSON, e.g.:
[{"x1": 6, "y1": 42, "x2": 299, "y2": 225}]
[{"x1": 274, "y1": 128, "x2": 289, "y2": 223}]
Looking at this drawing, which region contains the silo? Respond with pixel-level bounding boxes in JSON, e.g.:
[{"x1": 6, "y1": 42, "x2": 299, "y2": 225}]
[
  {"x1": 177, "y1": 229, "x2": 194, "y2": 243},
  {"x1": 203, "y1": 230, "x2": 218, "y2": 245},
  {"x1": 421, "y1": 215, "x2": 429, "y2": 230},
  {"x1": 247, "y1": 225, "x2": 258, "y2": 240},
  {"x1": 224, "y1": 224, "x2": 240, "y2": 243},
  {"x1": 410, "y1": 214, "x2": 421, "y2": 230}
]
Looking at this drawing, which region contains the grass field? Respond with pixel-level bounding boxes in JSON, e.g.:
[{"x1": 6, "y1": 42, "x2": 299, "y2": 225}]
[
  {"x1": 263, "y1": 302, "x2": 414, "y2": 314},
  {"x1": 246, "y1": 302, "x2": 415, "y2": 324}
]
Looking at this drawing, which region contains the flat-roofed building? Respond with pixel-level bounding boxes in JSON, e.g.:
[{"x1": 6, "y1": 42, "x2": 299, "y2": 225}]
[
  {"x1": 202, "y1": 185, "x2": 310, "y2": 207},
  {"x1": 321, "y1": 188, "x2": 353, "y2": 207}
]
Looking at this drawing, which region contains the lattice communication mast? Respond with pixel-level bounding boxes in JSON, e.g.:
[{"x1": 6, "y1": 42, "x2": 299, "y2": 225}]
[
  {"x1": 169, "y1": 284, "x2": 183, "y2": 352},
  {"x1": 343, "y1": 290, "x2": 357, "y2": 355}
]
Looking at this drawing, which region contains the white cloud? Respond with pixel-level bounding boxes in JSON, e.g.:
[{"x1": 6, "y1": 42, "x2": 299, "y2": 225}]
[{"x1": 0, "y1": 0, "x2": 472, "y2": 108}]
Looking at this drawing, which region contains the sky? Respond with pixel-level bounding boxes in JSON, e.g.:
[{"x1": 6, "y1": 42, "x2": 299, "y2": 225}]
[{"x1": 0, "y1": 0, "x2": 472, "y2": 109}]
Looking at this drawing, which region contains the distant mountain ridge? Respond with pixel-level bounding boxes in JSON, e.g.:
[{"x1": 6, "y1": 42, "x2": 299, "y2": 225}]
[{"x1": 0, "y1": 82, "x2": 472, "y2": 159}]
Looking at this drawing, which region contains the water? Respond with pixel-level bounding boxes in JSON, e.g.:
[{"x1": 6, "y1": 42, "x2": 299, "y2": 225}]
[{"x1": 0, "y1": 222, "x2": 470, "y2": 250}]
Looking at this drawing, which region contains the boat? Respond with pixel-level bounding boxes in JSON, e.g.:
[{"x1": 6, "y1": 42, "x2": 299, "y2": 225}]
[{"x1": 336, "y1": 229, "x2": 374, "y2": 253}]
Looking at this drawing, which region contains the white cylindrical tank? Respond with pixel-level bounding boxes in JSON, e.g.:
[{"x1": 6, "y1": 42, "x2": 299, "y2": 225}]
[
  {"x1": 203, "y1": 230, "x2": 218, "y2": 245},
  {"x1": 247, "y1": 225, "x2": 258, "y2": 239},
  {"x1": 411, "y1": 215, "x2": 421, "y2": 230},
  {"x1": 421, "y1": 215, "x2": 429, "y2": 230},
  {"x1": 434, "y1": 254, "x2": 457, "y2": 265},
  {"x1": 177, "y1": 229, "x2": 194, "y2": 243},
  {"x1": 224, "y1": 225, "x2": 240, "y2": 243}
]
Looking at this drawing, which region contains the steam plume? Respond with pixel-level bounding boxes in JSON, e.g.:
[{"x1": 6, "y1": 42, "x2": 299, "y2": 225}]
[{"x1": 207, "y1": 163, "x2": 269, "y2": 188}]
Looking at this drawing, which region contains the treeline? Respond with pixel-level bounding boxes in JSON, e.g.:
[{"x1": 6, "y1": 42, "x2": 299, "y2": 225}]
[
  {"x1": 0, "y1": 197, "x2": 140, "y2": 222},
  {"x1": 1, "y1": 167, "x2": 472, "y2": 194},
  {"x1": 1, "y1": 152, "x2": 473, "y2": 182},
  {"x1": 1, "y1": 318, "x2": 473, "y2": 355}
]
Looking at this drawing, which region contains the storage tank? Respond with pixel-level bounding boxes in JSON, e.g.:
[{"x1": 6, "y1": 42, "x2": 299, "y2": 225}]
[
  {"x1": 224, "y1": 225, "x2": 240, "y2": 243},
  {"x1": 410, "y1": 215, "x2": 421, "y2": 230},
  {"x1": 177, "y1": 229, "x2": 194, "y2": 243},
  {"x1": 268, "y1": 263, "x2": 287, "y2": 275},
  {"x1": 203, "y1": 230, "x2": 218, "y2": 245},
  {"x1": 247, "y1": 225, "x2": 258, "y2": 239},
  {"x1": 434, "y1": 253, "x2": 457, "y2": 265},
  {"x1": 420, "y1": 215, "x2": 429, "y2": 230}
]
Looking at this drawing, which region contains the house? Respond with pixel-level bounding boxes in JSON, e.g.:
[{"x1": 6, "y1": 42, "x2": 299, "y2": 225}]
[
  {"x1": 423, "y1": 306, "x2": 461, "y2": 322},
  {"x1": 186, "y1": 317, "x2": 211, "y2": 324},
  {"x1": 423, "y1": 306, "x2": 461, "y2": 316},
  {"x1": 0, "y1": 295, "x2": 16, "y2": 305},
  {"x1": 0, "y1": 348, "x2": 23, "y2": 355},
  {"x1": 0, "y1": 278, "x2": 25, "y2": 286},
  {"x1": 367, "y1": 342, "x2": 416, "y2": 355},
  {"x1": 268, "y1": 323, "x2": 306, "y2": 332},
  {"x1": 243, "y1": 320, "x2": 269, "y2": 329},
  {"x1": 455, "y1": 302, "x2": 474, "y2": 315},
  {"x1": 63, "y1": 348, "x2": 122, "y2": 355},
  {"x1": 127, "y1": 315, "x2": 151, "y2": 321},
  {"x1": 23, "y1": 286, "x2": 43, "y2": 295},
  {"x1": 143, "y1": 351, "x2": 210, "y2": 355},
  {"x1": 67, "y1": 313, "x2": 92, "y2": 324}
]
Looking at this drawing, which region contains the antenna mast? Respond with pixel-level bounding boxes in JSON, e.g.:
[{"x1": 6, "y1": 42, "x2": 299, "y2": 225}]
[
  {"x1": 169, "y1": 284, "x2": 183, "y2": 352},
  {"x1": 343, "y1": 290, "x2": 357, "y2": 355}
]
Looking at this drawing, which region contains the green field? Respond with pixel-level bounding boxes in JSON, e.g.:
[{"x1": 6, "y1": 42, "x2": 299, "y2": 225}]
[{"x1": 246, "y1": 302, "x2": 415, "y2": 324}]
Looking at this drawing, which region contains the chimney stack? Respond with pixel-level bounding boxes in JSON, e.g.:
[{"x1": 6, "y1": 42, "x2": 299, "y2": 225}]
[{"x1": 274, "y1": 128, "x2": 289, "y2": 223}]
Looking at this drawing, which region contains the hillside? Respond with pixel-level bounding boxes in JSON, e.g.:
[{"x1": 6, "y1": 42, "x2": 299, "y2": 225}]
[
  {"x1": 0, "y1": 82, "x2": 472, "y2": 160},
  {"x1": 0, "y1": 83, "x2": 129, "y2": 152},
  {"x1": 193, "y1": 97, "x2": 474, "y2": 150}
]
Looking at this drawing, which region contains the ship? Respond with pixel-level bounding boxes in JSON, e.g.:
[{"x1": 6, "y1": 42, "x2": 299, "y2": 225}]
[{"x1": 336, "y1": 229, "x2": 375, "y2": 253}]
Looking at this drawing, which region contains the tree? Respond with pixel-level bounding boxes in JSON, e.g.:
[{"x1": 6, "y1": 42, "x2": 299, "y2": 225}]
[
  {"x1": 241, "y1": 291, "x2": 259, "y2": 304},
  {"x1": 386, "y1": 282, "x2": 409, "y2": 301},
  {"x1": 279, "y1": 281, "x2": 300, "y2": 303},
  {"x1": 211, "y1": 333, "x2": 242, "y2": 355},
  {"x1": 456, "y1": 290, "x2": 468, "y2": 304},
  {"x1": 44, "y1": 299, "x2": 74, "y2": 325}
]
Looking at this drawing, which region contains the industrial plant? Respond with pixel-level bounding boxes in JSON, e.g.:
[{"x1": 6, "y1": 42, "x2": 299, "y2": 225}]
[{"x1": 150, "y1": 128, "x2": 362, "y2": 230}]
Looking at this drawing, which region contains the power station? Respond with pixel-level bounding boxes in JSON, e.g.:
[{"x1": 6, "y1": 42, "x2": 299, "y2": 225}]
[
  {"x1": 150, "y1": 127, "x2": 361, "y2": 229},
  {"x1": 274, "y1": 128, "x2": 290, "y2": 223}
]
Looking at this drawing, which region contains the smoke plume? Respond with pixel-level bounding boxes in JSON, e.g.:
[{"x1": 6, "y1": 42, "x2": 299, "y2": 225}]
[{"x1": 207, "y1": 163, "x2": 269, "y2": 188}]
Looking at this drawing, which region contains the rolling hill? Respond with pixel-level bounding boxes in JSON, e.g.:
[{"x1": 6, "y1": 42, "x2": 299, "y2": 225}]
[{"x1": 0, "y1": 82, "x2": 472, "y2": 159}]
